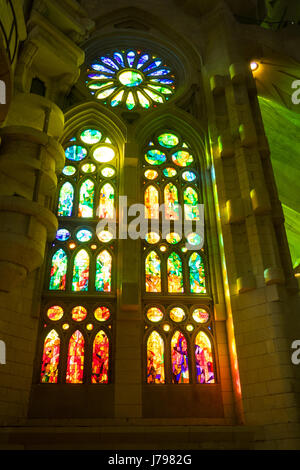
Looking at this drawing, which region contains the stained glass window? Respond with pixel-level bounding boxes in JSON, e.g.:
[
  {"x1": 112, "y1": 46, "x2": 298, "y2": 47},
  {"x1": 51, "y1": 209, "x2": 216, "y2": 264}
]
[
  {"x1": 189, "y1": 253, "x2": 206, "y2": 294},
  {"x1": 92, "y1": 331, "x2": 109, "y2": 383},
  {"x1": 147, "y1": 331, "x2": 165, "y2": 383},
  {"x1": 167, "y1": 252, "x2": 184, "y2": 293},
  {"x1": 40, "y1": 330, "x2": 60, "y2": 383},
  {"x1": 184, "y1": 187, "x2": 200, "y2": 220},
  {"x1": 86, "y1": 49, "x2": 175, "y2": 110},
  {"x1": 145, "y1": 251, "x2": 161, "y2": 292},
  {"x1": 95, "y1": 250, "x2": 112, "y2": 292},
  {"x1": 145, "y1": 185, "x2": 159, "y2": 219},
  {"x1": 171, "y1": 331, "x2": 189, "y2": 383},
  {"x1": 99, "y1": 183, "x2": 114, "y2": 219},
  {"x1": 66, "y1": 330, "x2": 85, "y2": 383},
  {"x1": 72, "y1": 249, "x2": 90, "y2": 292},
  {"x1": 78, "y1": 179, "x2": 95, "y2": 217},
  {"x1": 49, "y1": 249, "x2": 67, "y2": 291},
  {"x1": 58, "y1": 182, "x2": 74, "y2": 217},
  {"x1": 164, "y1": 183, "x2": 179, "y2": 220},
  {"x1": 195, "y1": 332, "x2": 215, "y2": 384}
]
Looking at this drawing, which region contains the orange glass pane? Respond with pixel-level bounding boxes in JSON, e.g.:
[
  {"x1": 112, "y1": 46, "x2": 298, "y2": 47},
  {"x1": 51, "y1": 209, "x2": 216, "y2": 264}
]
[
  {"x1": 66, "y1": 330, "x2": 84, "y2": 383},
  {"x1": 40, "y1": 330, "x2": 60, "y2": 383},
  {"x1": 147, "y1": 331, "x2": 165, "y2": 383},
  {"x1": 92, "y1": 330, "x2": 109, "y2": 383}
]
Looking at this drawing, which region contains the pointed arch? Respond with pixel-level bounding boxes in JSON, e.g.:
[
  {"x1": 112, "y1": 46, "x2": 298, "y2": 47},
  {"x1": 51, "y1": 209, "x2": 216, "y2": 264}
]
[
  {"x1": 66, "y1": 330, "x2": 85, "y2": 384},
  {"x1": 40, "y1": 330, "x2": 60, "y2": 383},
  {"x1": 147, "y1": 331, "x2": 165, "y2": 384},
  {"x1": 145, "y1": 185, "x2": 159, "y2": 219},
  {"x1": 184, "y1": 187, "x2": 200, "y2": 220},
  {"x1": 72, "y1": 249, "x2": 90, "y2": 292},
  {"x1": 164, "y1": 183, "x2": 179, "y2": 220},
  {"x1": 95, "y1": 250, "x2": 112, "y2": 292},
  {"x1": 189, "y1": 252, "x2": 206, "y2": 293},
  {"x1": 99, "y1": 183, "x2": 115, "y2": 219},
  {"x1": 92, "y1": 330, "x2": 109, "y2": 383},
  {"x1": 171, "y1": 330, "x2": 189, "y2": 383},
  {"x1": 145, "y1": 250, "x2": 161, "y2": 292},
  {"x1": 57, "y1": 182, "x2": 74, "y2": 217},
  {"x1": 78, "y1": 179, "x2": 95, "y2": 218},
  {"x1": 195, "y1": 331, "x2": 215, "y2": 384},
  {"x1": 167, "y1": 252, "x2": 184, "y2": 293},
  {"x1": 49, "y1": 249, "x2": 67, "y2": 291}
]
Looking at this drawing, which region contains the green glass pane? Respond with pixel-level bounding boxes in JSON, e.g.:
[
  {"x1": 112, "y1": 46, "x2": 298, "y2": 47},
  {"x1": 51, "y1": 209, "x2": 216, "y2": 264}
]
[
  {"x1": 97, "y1": 87, "x2": 117, "y2": 99},
  {"x1": 118, "y1": 70, "x2": 143, "y2": 87},
  {"x1": 166, "y1": 232, "x2": 181, "y2": 244},
  {"x1": 158, "y1": 133, "x2": 179, "y2": 148},
  {"x1": 62, "y1": 166, "x2": 76, "y2": 176},
  {"x1": 145, "y1": 251, "x2": 161, "y2": 292},
  {"x1": 145, "y1": 149, "x2": 166, "y2": 165},
  {"x1": 164, "y1": 183, "x2": 179, "y2": 220},
  {"x1": 172, "y1": 151, "x2": 193, "y2": 167},
  {"x1": 95, "y1": 250, "x2": 112, "y2": 292},
  {"x1": 147, "y1": 84, "x2": 172, "y2": 94},
  {"x1": 58, "y1": 182, "x2": 74, "y2": 217},
  {"x1": 72, "y1": 249, "x2": 89, "y2": 292},
  {"x1": 126, "y1": 91, "x2": 135, "y2": 110},
  {"x1": 49, "y1": 249, "x2": 67, "y2": 291},
  {"x1": 167, "y1": 252, "x2": 184, "y2": 293},
  {"x1": 65, "y1": 145, "x2": 87, "y2": 162},
  {"x1": 101, "y1": 167, "x2": 115, "y2": 178},
  {"x1": 111, "y1": 90, "x2": 124, "y2": 107},
  {"x1": 184, "y1": 187, "x2": 200, "y2": 220},
  {"x1": 80, "y1": 129, "x2": 102, "y2": 145},
  {"x1": 163, "y1": 167, "x2": 177, "y2": 177},
  {"x1": 189, "y1": 252, "x2": 206, "y2": 293},
  {"x1": 78, "y1": 179, "x2": 94, "y2": 218},
  {"x1": 81, "y1": 163, "x2": 96, "y2": 174}
]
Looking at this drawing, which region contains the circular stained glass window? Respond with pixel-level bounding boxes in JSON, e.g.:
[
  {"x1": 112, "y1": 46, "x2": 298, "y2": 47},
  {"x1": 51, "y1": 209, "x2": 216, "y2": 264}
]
[
  {"x1": 65, "y1": 145, "x2": 87, "y2": 162},
  {"x1": 62, "y1": 323, "x2": 70, "y2": 330},
  {"x1": 94, "y1": 306, "x2": 111, "y2": 322},
  {"x1": 182, "y1": 171, "x2": 196, "y2": 182},
  {"x1": 145, "y1": 149, "x2": 166, "y2": 165},
  {"x1": 93, "y1": 146, "x2": 115, "y2": 163},
  {"x1": 147, "y1": 307, "x2": 164, "y2": 323},
  {"x1": 187, "y1": 233, "x2": 202, "y2": 246},
  {"x1": 80, "y1": 129, "x2": 102, "y2": 145},
  {"x1": 145, "y1": 232, "x2": 160, "y2": 244},
  {"x1": 76, "y1": 229, "x2": 93, "y2": 242},
  {"x1": 166, "y1": 233, "x2": 181, "y2": 244},
  {"x1": 97, "y1": 230, "x2": 114, "y2": 243},
  {"x1": 172, "y1": 151, "x2": 193, "y2": 167},
  {"x1": 158, "y1": 133, "x2": 179, "y2": 148},
  {"x1": 82, "y1": 163, "x2": 96, "y2": 174},
  {"x1": 62, "y1": 166, "x2": 76, "y2": 176},
  {"x1": 86, "y1": 49, "x2": 175, "y2": 110},
  {"x1": 170, "y1": 307, "x2": 186, "y2": 322},
  {"x1": 101, "y1": 167, "x2": 115, "y2": 178},
  {"x1": 72, "y1": 306, "x2": 87, "y2": 322},
  {"x1": 186, "y1": 324, "x2": 194, "y2": 332},
  {"x1": 144, "y1": 170, "x2": 158, "y2": 180},
  {"x1": 192, "y1": 308, "x2": 210, "y2": 324},
  {"x1": 56, "y1": 229, "x2": 71, "y2": 241},
  {"x1": 86, "y1": 324, "x2": 94, "y2": 331},
  {"x1": 47, "y1": 306, "x2": 64, "y2": 321},
  {"x1": 163, "y1": 167, "x2": 177, "y2": 178}
]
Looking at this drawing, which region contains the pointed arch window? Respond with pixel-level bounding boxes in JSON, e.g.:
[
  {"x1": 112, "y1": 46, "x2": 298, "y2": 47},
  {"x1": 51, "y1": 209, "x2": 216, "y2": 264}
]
[
  {"x1": 184, "y1": 187, "x2": 200, "y2": 220},
  {"x1": 72, "y1": 249, "x2": 90, "y2": 292},
  {"x1": 145, "y1": 185, "x2": 159, "y2": 219},
  {"x1": 99, "y1": 183, "x2": 115, "y2": 219},
  {"x1": 195, "y1": 331, "x2": 215, "y2": 384},
  {"x1": 95, "y1": 250, "x2": 112, "y2": 292},
  {"x1": 147, "y1": 331, "x2": 165, "y2": 384},
  {"x1": 189, "y1": 252, "x2": 206, "y2": 294},
  {"x1": 66, "y1": 330, "x2": 85, "y2": 384},
  {"x1": 40, "y1": 330, "x2": 60, "y2": 383},
  {"x1": 164, "y1": 183, "x2": 179, "y2": 220},
  {"x1": 49, "y1": 249, "x2": 67, "y2": 291},
  {"x1": 145, "y1": 251, "x2": 161, "y2": 293},
  {"x1": 92, "y1": 330, "x2": 109, "y2": 383},
  {"x1": 171, "y1": 331, "x2": 189, "y2": 383},
  {"x1": 78, "y1": 179, "x2": 95, "y2": 217},
  {"x1": 167, "y1": 252, "x2": 184, "y2": 293},
  {"x1": 57, "y1": 182, "x2": 74, "y2": 217}
]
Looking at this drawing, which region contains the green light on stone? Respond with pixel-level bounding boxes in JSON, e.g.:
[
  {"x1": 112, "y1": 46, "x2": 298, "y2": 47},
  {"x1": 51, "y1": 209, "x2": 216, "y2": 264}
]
[{"x1": 119, "y1": 70, "x2": 143, "y2": 87}]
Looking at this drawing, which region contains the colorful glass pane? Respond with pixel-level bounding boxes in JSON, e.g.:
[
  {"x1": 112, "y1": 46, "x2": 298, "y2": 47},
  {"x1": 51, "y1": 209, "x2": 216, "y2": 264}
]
[
  {"x1": 47, "y1": 306, "x2": 64, "y2": 321},
  {"x1": 40, "y1": 330, "x2": 60, "y2": 383},
  {"x1": 163, "y1": 167, "x2": 177, "y2": 177},
  {"x1": 145, "y1": 251, "x2": 161, "y2": 293},
  {"x1": 58, "y1": 182, "x2": 74, "y2": 217},
  {"x1": 56, "y1": 229, "x2": 71, "y2": 241},
  {"x1": 119, "y1": 70, "x2": 143, "y2": 87},
  {"x1": 166, "y1": 232, "x2": 181, "y2": 244},
  {"x1": 62, "y1": 166, "x2": 76, "y2": 176},
  {"x1": 193, "y1": 308, "x2": 210, "y2": 324},
  {"x1": 81, "y1": 163, "x2": 96, "y2": 174},
  {"x1": 137, "y1": 91, "x2": 150, "y2": 108},
  {"x1": 184, "y1": 187, "x2": 200, "y2": 220},
  {"x1": 167, "y1": 252, "x2": 184, "y2": 293},
  {"x1": 72, "y1": 249, "x2": 89, "y2": 292},
  {"x1": 164, "y1": 183, "x2": 179, "y2": 220},
  {"x1": 182, "y1": 170, "x2": 196, "y2": 182},
  {"x1": 78, "y1": 180, "x2": 94, "y2": 218},
  {"x1": 145, "y1": 149, "x2": 166, "y2": 165},
  {"x1": 92, "y1": 331, "x2": 109, "y2": 383},
  {"x1": 147, "y1": 331, "x2": 165, "y2": 384},
  {"x1": 147, "y1": 307, "x2": 164, "y2": 323},
  {"x1": 71, "y1": 306, "x2": 87, "y2": 322},
  {"x1": 101, "y1": 167, "x2": 115, "y2": 178},
  {"x1": 80, "y1": 129, "x2": 102, "y2": 145},
  {"x1": 187, "y1": 232, "x2": 202, "y2": 246},
  {"x1": 171, "y1": 331, "x2": 189, "y2": 383},
  {"x1": 66, "y1": 330, "x2": 84, "y2": 384},
  {"x1": 170, "y1": 307, "x2": 185, "y2": 322},
  {"x1": 145, "y1": 232, "x2": 160, "y2": 244},
  {"x1": 93, "y1": 146, "x2": 115, "y2": 163},
  {"x1": 111, "y1": 90, "x2": 124, "y2": 107},
  {"x1": 94, "y1": 306, "x2": 111, "y2": 322},
  {"x1": 65, "y1": 145, "x2": 87, "y2": 161},
  {"x1": 95, "y1": 250, "x2": 112, "y2": 292},
  {"x1": 172, "y1": 151, "x2": 193, "y2": 167},
  {"x1": 195, "y1": 332, "x2": 215, "y2": 383},
  {"x1": 145, "y1": 186, "x2": 159, "y2": 219},
  {"x1": 143, "y1": 88, "x2": 163, "y2": 103},
  {"x1": 99, "y1": 183, "x2": 114, "y2": 219},
  {"x1": 97, "y1": 230, "x2": 114, "y2": 243},
  {"x1": 189, "y1": 252, "x2": 206, "y2": 293},
  {"x1": 76, "y1": 229, "x2": 93, "y2": 242},
  {"x1": 144, "y1": 170, "x2": 158, "y2": 180},
  {"x1": 158, "y1": 133, "x2": 179, "y2": 148},
  {"x1": 97, "y1": 87, "x2": 117, "y2": 99},
  {"x1": 49, "y1": 249, "x2": 67, "y2": 291},
  {"x1": 126, "y1": 91, "x2": 135, "y2": 110}
]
